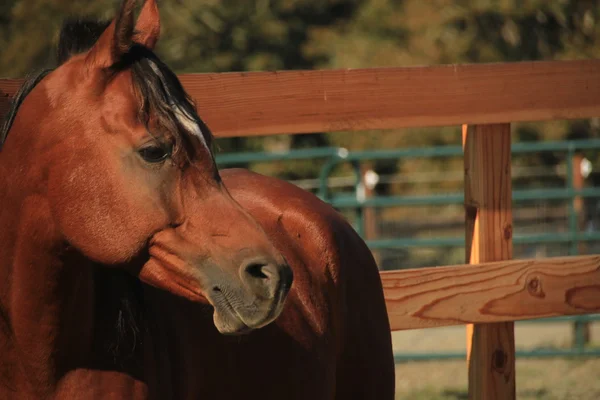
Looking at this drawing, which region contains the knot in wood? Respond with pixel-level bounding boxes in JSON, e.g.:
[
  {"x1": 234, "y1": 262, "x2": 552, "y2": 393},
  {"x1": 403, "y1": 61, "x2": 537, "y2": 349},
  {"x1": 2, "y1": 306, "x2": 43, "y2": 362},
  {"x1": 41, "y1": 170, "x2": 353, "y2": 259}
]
[
  {"x1": 492, "y1": 349, "x2": 507, "y2": 372},
  {"x1": 527, "y1": 276, "x2": 545, "y2": 298},
  {"x1": 503, "y1": 224, "x2": 513, "y2": 240}
]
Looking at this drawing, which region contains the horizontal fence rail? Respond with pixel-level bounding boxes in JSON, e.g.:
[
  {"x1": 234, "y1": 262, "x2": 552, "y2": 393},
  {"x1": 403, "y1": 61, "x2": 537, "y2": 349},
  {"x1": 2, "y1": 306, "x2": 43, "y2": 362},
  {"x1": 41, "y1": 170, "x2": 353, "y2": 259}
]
[
  {"x1": 382, "y1": 255, "x2": 600, "y2": 331},
  {"x1": 2, "y1": 59, "x2": 600, "y2": 136}
]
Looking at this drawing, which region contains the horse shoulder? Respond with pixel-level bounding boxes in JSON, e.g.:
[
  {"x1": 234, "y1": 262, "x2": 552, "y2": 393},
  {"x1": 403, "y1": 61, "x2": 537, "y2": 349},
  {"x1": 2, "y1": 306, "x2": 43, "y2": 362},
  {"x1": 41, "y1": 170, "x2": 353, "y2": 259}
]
[
  {"x1": 220, "y1": 167, "x2": 351, "y2": 274},
  {"x1": 221, "y1": 168, "x2": 395, "y2": 399},
  {"x1": 220, "y1": 168, "x2": 379, "y2": 333}
]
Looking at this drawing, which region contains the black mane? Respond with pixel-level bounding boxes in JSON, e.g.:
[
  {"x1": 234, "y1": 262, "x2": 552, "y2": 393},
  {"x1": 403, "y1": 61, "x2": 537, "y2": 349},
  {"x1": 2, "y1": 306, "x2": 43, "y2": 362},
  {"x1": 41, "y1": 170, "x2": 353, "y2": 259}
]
[
  {"x1": 57, "y1": 19, "x2": 112, "y2": 65},
  {"x1": 0, "y1": 70, "x2": 51, "y2": 150}
]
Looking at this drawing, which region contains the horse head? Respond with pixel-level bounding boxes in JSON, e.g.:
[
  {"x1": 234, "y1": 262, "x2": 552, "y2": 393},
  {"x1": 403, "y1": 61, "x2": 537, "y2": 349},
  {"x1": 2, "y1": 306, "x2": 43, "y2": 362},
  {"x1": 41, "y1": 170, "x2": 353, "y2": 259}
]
[{"x1": 0, "y1": 0, "x2": 292, "y2": 335}]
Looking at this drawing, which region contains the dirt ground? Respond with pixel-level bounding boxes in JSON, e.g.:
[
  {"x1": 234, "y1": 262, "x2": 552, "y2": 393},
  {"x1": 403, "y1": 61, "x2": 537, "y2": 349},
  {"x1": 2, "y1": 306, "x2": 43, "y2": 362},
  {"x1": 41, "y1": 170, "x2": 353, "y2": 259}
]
[{"x1": 392, "y1": 322, "x2": 600, "y2": 399}]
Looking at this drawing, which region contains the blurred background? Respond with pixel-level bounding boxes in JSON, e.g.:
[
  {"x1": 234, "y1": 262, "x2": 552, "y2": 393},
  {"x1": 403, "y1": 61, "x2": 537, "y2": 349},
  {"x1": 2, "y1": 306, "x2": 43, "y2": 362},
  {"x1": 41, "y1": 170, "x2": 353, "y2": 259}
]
[{"x1": 2, "y1": 1, "x2": 600, "y2": 398}]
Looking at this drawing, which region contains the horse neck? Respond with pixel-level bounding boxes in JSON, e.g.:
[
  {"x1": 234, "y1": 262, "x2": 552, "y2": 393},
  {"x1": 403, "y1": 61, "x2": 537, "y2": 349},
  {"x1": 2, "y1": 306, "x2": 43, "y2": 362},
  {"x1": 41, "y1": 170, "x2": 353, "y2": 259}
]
[
  {"x1": 0, "y1": 130, "x2": 50, "y2": 284},
  {"x1": 1, "y1": 139, "x2": 147, "y2": 395},
  {"x1": 0, "y1": 165, "x2": 97, "y2": 394}
]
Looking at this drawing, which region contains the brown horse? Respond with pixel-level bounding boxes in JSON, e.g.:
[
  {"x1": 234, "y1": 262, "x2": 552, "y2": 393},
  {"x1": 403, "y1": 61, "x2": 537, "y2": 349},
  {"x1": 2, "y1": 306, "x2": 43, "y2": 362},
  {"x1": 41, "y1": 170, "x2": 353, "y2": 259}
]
[{"x1": 0, "y1": 1, "x2": 394, "y2": 399}]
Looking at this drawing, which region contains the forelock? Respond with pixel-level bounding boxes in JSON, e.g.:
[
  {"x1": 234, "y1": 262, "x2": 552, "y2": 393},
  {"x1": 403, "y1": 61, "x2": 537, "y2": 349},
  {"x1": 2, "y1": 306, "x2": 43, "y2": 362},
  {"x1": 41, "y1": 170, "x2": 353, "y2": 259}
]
[{"x1": 124, "y1": 46, "x2": 214, "y2": 160}]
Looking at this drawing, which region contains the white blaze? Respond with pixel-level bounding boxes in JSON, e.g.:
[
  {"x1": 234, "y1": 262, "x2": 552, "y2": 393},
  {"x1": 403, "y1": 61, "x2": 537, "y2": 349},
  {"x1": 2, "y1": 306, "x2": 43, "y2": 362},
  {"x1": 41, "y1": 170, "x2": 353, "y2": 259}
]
[
  {"x1": 171, "y1": 102, "x2": 207, "y2": 148},
  {"x1": 148, "y1": 61, "x2": 209, "y2": 150}
]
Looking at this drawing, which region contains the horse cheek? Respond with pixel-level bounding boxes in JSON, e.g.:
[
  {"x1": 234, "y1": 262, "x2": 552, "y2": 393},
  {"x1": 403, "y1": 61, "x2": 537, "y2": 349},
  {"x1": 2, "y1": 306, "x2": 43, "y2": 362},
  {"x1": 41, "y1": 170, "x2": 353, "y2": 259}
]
[{"x1": 48, "y1": 158, "x2": 165, "y2": 264}]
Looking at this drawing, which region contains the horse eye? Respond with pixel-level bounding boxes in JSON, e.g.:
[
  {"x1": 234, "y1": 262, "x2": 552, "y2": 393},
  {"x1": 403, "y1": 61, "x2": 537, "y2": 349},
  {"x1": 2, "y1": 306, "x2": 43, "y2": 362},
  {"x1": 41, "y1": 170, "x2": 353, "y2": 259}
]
[{"x1": 138, "y1": 144, "x2": 171, "y2": 163}]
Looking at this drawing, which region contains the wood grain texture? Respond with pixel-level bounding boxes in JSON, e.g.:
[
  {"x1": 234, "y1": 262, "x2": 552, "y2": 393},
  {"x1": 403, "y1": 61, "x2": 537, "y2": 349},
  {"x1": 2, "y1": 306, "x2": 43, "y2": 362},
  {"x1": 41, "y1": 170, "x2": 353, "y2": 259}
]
[
  {"x1": 1, "y1": 59, "x2": 600, "y2": 136},
  {"x1": 382, "y1": 255, "x2": 600, "y2": 330},
  {"x1": 463, "y1": 124, "x2": 515, "y2": 400}
]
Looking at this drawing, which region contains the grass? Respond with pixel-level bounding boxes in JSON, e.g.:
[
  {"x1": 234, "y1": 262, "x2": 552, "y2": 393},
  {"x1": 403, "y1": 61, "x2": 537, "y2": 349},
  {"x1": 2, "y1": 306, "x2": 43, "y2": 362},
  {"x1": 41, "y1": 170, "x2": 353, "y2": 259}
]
[
  {"x1": 393, "y1": 323, "x2": 600, "y2": 399},
  {"x1": 397, "y1": 388, "x2": 468, "y2": 400},
  {"x1": 394, "y1": 359, "x2": 600, "y2": 399}
]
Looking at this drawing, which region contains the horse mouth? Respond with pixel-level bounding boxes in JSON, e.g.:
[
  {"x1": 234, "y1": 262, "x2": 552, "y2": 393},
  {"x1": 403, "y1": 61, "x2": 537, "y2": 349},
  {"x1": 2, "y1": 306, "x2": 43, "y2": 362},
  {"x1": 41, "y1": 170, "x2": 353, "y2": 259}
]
[
  {"x1": 140, "y1": 229, "x2": 293, "y2": 334},
  {"x1": 208, "y1": 283, "x2": 290, "y2": 335}
]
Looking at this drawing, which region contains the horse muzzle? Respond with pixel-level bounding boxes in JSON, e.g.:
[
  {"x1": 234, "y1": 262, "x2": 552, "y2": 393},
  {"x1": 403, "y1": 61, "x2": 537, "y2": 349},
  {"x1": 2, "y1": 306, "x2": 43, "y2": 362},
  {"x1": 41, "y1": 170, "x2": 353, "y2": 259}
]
[{"x1": 207, "y1": 257, "x2": 293, "y2": 334}]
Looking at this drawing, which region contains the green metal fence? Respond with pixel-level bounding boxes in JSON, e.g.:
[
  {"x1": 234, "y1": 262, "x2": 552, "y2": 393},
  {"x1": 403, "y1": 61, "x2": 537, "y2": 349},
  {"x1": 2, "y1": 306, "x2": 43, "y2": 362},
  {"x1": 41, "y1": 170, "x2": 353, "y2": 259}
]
[{"x1": 216, "y1": 139, "x2": 600, "y2": 361}]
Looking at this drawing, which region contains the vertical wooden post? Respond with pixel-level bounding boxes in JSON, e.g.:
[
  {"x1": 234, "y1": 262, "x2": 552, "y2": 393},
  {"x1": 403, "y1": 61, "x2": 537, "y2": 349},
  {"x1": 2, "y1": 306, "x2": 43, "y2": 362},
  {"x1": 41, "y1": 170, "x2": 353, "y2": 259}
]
[{"x1": 463, "y1": 124, "x2": 516, "y2": 400}]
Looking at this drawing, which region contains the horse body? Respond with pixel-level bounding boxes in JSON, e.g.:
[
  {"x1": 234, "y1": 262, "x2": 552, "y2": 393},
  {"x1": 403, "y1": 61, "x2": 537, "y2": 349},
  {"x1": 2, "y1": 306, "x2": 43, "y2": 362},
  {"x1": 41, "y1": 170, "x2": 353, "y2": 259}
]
[
  {"x1": 0, "y1": 169, "x2": 394, "y2": 399},
  {"x1": 0, "y1": 1, "x2": 394, "y2": 398},
  {"x1": 221, "y1": 169, "x2": 394, "y2": 399},
  {"x1": 138, "y1": 169, "x2": 394, "y2": 399}
]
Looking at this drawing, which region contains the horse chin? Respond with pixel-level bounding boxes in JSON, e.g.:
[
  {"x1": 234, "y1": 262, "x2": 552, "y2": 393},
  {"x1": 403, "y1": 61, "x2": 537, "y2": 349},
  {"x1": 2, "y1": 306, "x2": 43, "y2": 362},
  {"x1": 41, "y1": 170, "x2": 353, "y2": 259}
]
[
  {"x1": 208, "y1": 290, "x2": 286, "y2": 335},
  {"x1": 212, "y1": 311, "x2": 253, "y2": 336}
]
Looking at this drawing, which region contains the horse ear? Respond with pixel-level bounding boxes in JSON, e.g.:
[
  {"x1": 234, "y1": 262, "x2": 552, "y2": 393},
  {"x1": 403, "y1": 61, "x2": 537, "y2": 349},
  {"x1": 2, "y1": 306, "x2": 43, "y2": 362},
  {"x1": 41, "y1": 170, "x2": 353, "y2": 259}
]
[
  {"x1": 134, "y1": 0, "x2": 160, "y2": 50},
  {"x1": 84, "y1": 0, "x2": 136, "y2": 69}
]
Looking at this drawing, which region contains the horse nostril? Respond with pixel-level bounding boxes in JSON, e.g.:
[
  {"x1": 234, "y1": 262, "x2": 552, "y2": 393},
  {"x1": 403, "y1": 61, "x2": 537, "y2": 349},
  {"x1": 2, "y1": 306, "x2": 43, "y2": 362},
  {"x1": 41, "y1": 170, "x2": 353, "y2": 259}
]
[
  {"x1": 244, "y1": 262, "x2": 273, "y2": 281},
  {"x1": 240, "y1": 258, "x2": 293, "y2": 299},
  {"x1": 240, "y1": 259, "x2": 281, "y2": 294}
]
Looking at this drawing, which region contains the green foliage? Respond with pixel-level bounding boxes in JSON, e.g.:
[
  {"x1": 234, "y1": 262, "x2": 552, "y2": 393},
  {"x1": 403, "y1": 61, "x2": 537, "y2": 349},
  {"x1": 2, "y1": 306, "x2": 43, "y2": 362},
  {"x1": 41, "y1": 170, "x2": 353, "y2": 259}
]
[
  {"x1": 0, "y1": 1, "x2": 117, "y2": 77},
  {"x1": 158, "y1": 0, "x2": 363, "y2": 73}
]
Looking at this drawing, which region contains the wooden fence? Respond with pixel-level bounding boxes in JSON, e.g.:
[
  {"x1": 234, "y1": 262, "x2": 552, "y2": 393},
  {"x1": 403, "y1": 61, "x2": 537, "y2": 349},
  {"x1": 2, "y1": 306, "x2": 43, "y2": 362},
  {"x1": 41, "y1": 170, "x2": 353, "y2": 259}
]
[{"x1": 2, "y1": 58, "x2": 600, "y2": 399}]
